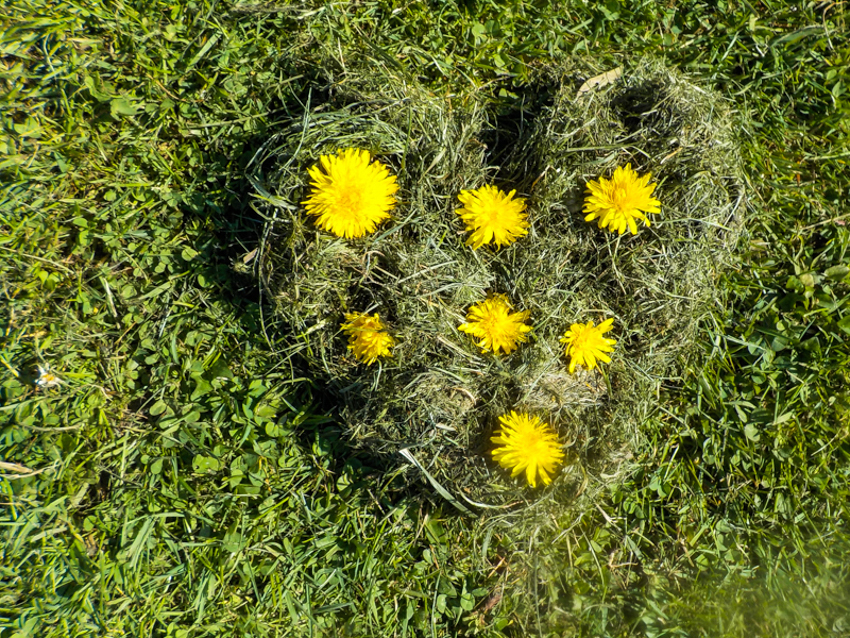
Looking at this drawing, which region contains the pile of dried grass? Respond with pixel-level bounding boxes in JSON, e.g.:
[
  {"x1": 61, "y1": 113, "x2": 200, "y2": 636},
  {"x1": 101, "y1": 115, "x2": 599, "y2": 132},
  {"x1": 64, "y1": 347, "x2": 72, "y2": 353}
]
[{"x1": 252, "y1": 57, "x2": 744, "y2": 511}]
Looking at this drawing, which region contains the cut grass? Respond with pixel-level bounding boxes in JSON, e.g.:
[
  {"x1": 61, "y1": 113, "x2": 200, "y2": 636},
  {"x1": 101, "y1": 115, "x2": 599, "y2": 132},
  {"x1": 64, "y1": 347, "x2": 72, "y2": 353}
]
[
  {"x1": 1, "y1": 0, "x2": 849, "y2": 636},
  {"x1": 255, "y1": 55, "x2": 746, "y2": 562}
]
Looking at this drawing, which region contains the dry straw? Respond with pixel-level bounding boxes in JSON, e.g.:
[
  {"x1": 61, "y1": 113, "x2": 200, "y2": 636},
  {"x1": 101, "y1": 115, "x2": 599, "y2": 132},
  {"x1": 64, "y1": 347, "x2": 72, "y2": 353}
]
[{"x1": 252, "y1": 57, "x2": 745, "y2": 511}]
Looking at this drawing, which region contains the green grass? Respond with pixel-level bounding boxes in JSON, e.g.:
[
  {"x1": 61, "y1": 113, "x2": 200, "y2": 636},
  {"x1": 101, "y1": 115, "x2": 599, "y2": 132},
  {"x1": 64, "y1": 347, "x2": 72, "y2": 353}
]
[{"x1": 1, "y1": 1, "x2": 849, "y2": 636}]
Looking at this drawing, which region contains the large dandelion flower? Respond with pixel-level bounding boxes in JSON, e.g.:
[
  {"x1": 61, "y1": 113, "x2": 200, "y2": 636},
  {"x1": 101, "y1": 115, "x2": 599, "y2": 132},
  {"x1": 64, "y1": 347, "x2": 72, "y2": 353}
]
[
  {"x1": 458, "y1": 295, "x2": 532, "y2": 355},
  {"x1": 583, "y1": 163, "x2": 661, "y2": 235},
  {"x1": 341, "y1": 312, "x2": 396, "y2": 365},
  {"x1": 560, "y1": 318, "x2": 617, "y2": 374},
  {"x1": 303, "y1": 148, "x2": 399, "y2": 238},
  {"x1": 456, "y1": 185, "x2": 529, "y2": 249},
  {"x1": 491, "y1": 411, "x2": 564, "y2": 488}
]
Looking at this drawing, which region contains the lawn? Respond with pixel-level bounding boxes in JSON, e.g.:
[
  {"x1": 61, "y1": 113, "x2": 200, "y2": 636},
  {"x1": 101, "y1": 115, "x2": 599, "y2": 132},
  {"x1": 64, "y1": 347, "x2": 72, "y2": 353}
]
[{"x1": 2, "y1": 1, "x2": 849, "y2": 636}]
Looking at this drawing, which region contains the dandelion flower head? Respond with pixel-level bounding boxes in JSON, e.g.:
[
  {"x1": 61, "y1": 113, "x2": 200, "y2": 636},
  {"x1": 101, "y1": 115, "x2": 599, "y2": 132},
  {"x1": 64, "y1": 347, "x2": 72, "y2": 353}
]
[
  {"x1": 583, "y1": 163, "x2": 660, "y2": 235},
  {"x1": 491, "y1": 411, "x2": 564, "y2": 488},
  {"x1": 456, "y1": 185, "x2": 529, "y2": 249},
  {"x1": 341, "y1": 312, "x2": 396, "y2": 365},
  {"x1": 560, "y1": 318, "x2": 617, "y2": 374},
  {"x1": 458, "y1": 294, "x2": 532, "y2": 355},
  {"x1": 303, "y1": 148, "x2": 398, "y2": 238}
]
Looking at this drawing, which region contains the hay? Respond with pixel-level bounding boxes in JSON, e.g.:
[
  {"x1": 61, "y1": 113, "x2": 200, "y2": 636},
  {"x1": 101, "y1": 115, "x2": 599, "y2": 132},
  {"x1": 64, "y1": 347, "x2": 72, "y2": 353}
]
[{"x1": 252, "y1": 57, "x2": 744, "y2": 510}]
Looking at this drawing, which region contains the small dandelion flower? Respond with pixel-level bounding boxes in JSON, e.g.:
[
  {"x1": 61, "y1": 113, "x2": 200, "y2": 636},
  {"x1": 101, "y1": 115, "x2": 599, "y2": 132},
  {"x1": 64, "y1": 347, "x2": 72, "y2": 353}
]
[
  {"x1": 456, "y1": 185, "x2": 529, "y2": 249},
  {"x1": 583, "y1": 163, "x2": 661, "y2": 235},
  {"x1": 36, "y1": 364, "x2": 62, "y2": 388},
  {"x1": 303, "y1": 148, "x2": 399, "y2": 238},
  {"x1": 341, "y1": 312, "x2": 396, "y2": 365},
  {"x1": 458, "y1": 294, "x2": 532, "y2": 355},
  {"x1": 560, "y1": 318, "x2": 617, "y2": 374},
  {"x1": 491, "y1": 411, "x2": 564, "y2": 488}
]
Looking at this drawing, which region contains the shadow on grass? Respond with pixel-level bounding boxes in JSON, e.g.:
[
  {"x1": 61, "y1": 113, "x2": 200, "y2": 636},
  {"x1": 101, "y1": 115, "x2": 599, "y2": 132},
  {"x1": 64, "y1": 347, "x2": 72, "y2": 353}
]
[{"x1": 175, "y1": 70, "x2": 432, "y2": 499}]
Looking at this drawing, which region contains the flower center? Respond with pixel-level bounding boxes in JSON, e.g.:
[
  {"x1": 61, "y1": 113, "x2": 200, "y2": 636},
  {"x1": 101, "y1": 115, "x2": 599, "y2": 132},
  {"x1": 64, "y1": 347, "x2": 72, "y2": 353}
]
[
  {"x1": 520, "y1": 430, "x2": 544, "y2": 455},
  {"x1": 483, "y1": 200, "x2": 507, "y2": 225},
  {"x1": 482, "y1": 314, "x2": 504, "y2": 336},
  {"x1": 611, "y1": 186, "x2": 632, "y2": 213},
  {"x1": 571, "y1": 326, "x2": 590, "y2": 351},
  {"x1": 337, "y1": 186, "x2": 363, "y2": 218}
]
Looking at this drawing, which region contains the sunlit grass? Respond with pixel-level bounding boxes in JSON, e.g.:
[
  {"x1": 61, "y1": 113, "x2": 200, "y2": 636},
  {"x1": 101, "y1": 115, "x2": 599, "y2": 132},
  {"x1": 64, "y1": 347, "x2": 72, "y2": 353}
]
[{"x1": 1, "y1": 1, "x2": 848, "y2": 636}]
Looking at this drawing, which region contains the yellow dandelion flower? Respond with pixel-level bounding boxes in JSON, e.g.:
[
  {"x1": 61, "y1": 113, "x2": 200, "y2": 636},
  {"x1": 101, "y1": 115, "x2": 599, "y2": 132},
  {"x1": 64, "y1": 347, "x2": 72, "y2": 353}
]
[
  {"x1": 341, "y1": 312, "x2": 396, "y2": 365},
  {"x1": 458, "y1": 294, "x2": 532, "y2": 355},
  {"x1": 303, "y1": 148, "x2": 399, "y2": 238},
  {"x1": 583, "y1": 163, "x2": 661, "y2": 235},
  {"x1": 456, "y1": 185, "x2": 529, "y2": 249},
  {"x1": 491, "y1": 411, "x2": 564, "y2": 488},
  {"x1": 560, "y1": 318, "x2": 617, "y2": 374}
]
